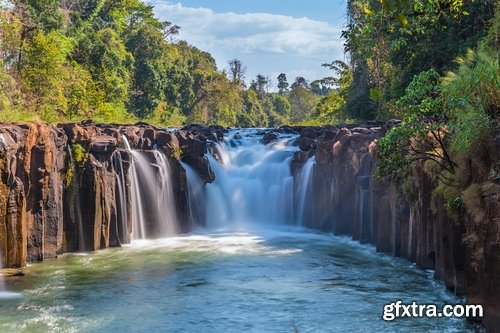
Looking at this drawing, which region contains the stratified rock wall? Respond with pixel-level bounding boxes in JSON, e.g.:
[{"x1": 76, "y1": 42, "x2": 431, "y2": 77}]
[
  {"x1": 0, "y1": 122, "x2": 219, "y2": 268},
  {"x1": 293, "y1": 123, "x2": 500, "y2": 332}
]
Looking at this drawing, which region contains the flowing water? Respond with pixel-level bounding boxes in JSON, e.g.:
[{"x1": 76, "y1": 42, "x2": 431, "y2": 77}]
[
  {"x1": 0, "y1": 129, "x2": 482, "y2": 332},
  {"x1": 205, "y1": 130, "x2": 296, "y2": 228},
  {"x1": 0, "y1": 248, "x2": 21, "y2": 300},
  {"x1": 0, "y1": 227, "x2": 478, "y2": 332},
  {"x1": 123, "y1": 137, "x2": 178, "y2": 239}
]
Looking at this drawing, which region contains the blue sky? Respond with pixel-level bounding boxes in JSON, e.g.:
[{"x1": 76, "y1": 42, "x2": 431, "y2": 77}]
[{"x1": 149, "y1": 0, "x2": 348, "y2": 88}]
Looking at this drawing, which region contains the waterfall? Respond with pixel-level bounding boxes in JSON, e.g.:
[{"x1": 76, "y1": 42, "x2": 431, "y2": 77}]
[
  {"x1": 180, "y1": 162, "x2": 206, "y2": 227},
  {"x1": 115, "y1": 171, "x2": 130, "y2": 244},
  {"x1": 295, "y1": 156, "x2": 316, "y2": 225},
  {"x1": 122, "y1": 136, "x2": 178, "y2": 239},
  {"x1": 200, "y1": 130, "x2": 296, "y2": 228}
]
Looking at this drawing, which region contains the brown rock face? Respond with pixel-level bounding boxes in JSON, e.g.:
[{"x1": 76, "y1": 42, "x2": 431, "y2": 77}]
[
  {"x1": 295, "y1": 123, "x2": 500, "y2": 331},
  {"x1": 0, "y1": 123, "x2": 68, "y2": 266},
  {"x1": 0, "y1": 122, "x2": 218, "y2": 267}
]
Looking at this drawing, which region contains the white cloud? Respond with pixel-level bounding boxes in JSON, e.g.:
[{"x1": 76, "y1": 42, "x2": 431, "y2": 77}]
[
  {"x1": 151, "y1": 2, "x2": 342, "y2": 57},
  {"x1": 149, "y1": 1, "x2": 345, "y2": 82}
]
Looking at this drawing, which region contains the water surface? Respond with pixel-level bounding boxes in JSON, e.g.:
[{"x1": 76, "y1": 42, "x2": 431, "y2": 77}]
[{"x1": 0, "y1": 226, "x2": 479, "y2": 333}]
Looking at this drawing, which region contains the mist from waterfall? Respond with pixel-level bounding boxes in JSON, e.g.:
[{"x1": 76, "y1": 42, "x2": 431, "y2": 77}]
[
  {"x1": 0, "y1": 247, "x2": 21, "y2": 299},
  {"x1": 122, "y1": 137, "x2": 178, "y2": 239}
]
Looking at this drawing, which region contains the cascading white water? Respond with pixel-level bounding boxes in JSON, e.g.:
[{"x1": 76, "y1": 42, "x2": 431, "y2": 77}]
[
  {"x1": 295, "y1": 156, "x2": 316, "y2": 225},
  {"x1": 202, "y1": 129, "x2": 297, "y2": 228},
  {"x1": 115, "y1": 171, "x2": 129, "y2": 243},
  {"x1": 180, "y1": 162, "x2": 205, "y2": 227},
  {"x1": 122, "y1": 136, "x2": 178, "y2": 239}
]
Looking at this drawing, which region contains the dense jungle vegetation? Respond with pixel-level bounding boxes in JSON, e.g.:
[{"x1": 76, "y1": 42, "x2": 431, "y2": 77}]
[
  {"x1": 0, "y1": 0, "x2": 349, "y2": 127},
  {"x1": 0, "y1": 0, "x2": 497, "y2": 132}
]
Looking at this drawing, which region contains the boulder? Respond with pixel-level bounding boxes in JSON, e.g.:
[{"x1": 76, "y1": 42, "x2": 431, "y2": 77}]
[{"x1": 261, "y1": 132, "x2": 279, "y2": 145}]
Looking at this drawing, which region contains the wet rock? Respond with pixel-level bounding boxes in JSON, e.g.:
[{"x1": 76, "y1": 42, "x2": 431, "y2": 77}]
[
  {"x1": 298, "y1": 137, "x2": 316, "y2": 151},
  {"x1": 301, "y1": 127, "x2": 317, "y2": 139},
  {"x1": 89, "y1": 136, "x2": 117, "y2": 162},
  {"x1": 0, "y1": 122, "x2": 216, "y2": 267},
  {"x1": 261, "y1": 132, "x2": 279, "y2": 145}
]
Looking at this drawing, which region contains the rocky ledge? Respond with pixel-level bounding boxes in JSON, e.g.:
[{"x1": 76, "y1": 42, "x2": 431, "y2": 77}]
[{"x1": 0, "y1": 122, "x2": 223, "y2": 268}]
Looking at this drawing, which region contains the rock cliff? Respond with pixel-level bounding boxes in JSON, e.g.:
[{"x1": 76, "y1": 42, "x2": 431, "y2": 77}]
[
  {"x1": 292, "y1": 123, "x2": 500, "y2": 332},
  {"x1": 0, "y1": 122, "x2": 219, "y2": 267}
]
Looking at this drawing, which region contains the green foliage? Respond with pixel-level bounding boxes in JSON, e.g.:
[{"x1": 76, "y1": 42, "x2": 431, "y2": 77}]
[
  {"x1": 376, "y1": 69, "x2": 455, "y2": 178},
  {"x1": 277, "y1": 73, "x2": 289, "y2": 94},
  {"x1": 376, "y1": 3, "x2": 499, "y2": 186},
  {"x1": 71, "y1": 143, "x2": 88, "y2": 166},
  {"x1": 444, "y1": 49, "x2": 499, "y2": 153},
  {"x1": 395, "y1": 69, "x2": 442, "y2": 121},
  {"x1": 312, "y1": 91, "x2": 345, "y2": 124},
  {"x1": 239, "y1": 89, "x2": 268, "y2": 127},
  {"x1": 344, "y1": 0, "x2": 495, "y2": 120},
  {"x1": 0, "y1": 0, "x2": 496, "y2": 132},
  {"x1": 288, "y1": 86, "x2": 321, "y2": 123}
]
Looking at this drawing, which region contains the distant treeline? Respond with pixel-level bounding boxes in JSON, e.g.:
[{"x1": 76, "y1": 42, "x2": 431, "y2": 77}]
[
  {"x1": 0, "y1": 0, "x2": 352, "y2": 127},
  {"x1": 0, "y1": 0, "x2": 497, "y2": 130}
]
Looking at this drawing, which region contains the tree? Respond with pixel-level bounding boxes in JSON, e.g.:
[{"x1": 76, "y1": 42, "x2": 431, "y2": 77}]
[
  {"x1": 239, "y1": 89, "x2": 268, "y2": 127},
  {"x1": 126, "y1": 25, "x2": 168, "y2": 117},
  {"x1": 21, "y1": 30, "x2": 71, "y2": 114},
  {"x1": 291, "y1": 76, "x2": 308, "y2": 90},
  {"x1": 162, "y1": 21, "x2": 180, "y2": 41},
  {"x1": 288, "y1": 86, "x2": 320, "y2": 123},
  {"x1": 277, "y1": 73, "x2": 289, "y2": 94},
  {"x1": 250, "y1": 74, "x2": 271, "y2": 99},
  {"x1": 88, "y1": 28, "x2": 134, "y2": 103},
  {"x1": 268, "y1": 94, "x2": 291, "y2": 126},
  {"x1": 377, "y1": 70, "x2": 456, "y2": 182},
  {"x1": 228, "y1": 58, "x2": 245, "y2": 85}
]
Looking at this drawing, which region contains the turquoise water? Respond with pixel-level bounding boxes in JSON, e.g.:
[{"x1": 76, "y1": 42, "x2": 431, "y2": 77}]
[{"x1": 0, "y1": 226, "x2": 481, "y2": 333}]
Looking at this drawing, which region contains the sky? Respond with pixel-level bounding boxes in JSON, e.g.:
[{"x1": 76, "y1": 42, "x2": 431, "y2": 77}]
[{"x1": 149, "y1": 0, "x2": 348, "y2": 88}]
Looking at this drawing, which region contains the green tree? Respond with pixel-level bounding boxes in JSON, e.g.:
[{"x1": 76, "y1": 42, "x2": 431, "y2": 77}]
[
  {"x1": 228, "y1": 58, "x2": 245, "y2": 86},
  {"x1": 377, "y1": 69, "x2": 456, "y2": 180},
  {"x1": 277, "y1": 73, "x2": 289, "y2": 94},
  {"x1": 239, "y1": 89, "x2": 268, "y2": 127},
  {"x1": 126, "y1": 25, "x2": 168, "y2": 118},
  {"x1": 21, "y1": 30, "x2": 72, "y2": 118},
  {"x1": 288, "y1": 86, "x2": 320, "y2": 123}
]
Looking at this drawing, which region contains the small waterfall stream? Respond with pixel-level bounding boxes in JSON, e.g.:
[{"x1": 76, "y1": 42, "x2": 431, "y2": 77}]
[
  {"x1": 180, "y1": 162, "x2": 205, "y2": 227},
  {"x1": 0, "y1": 248, "x2": 4, "y2": 290},
  {"x1": 122, "y1": 136, "x2": 178, "y2": 239},
  {"x1": 0, "y1": 247, "x2": 21, "y2": 299},
  {"x1": 295, "y1": 156, "x2": 316, "y2": 225}
]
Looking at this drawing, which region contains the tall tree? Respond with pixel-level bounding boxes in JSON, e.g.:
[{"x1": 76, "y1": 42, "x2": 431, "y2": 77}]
[
  {"x1": 250, "y1": 74, "x2": 271, "y2": 99},
  {"x1": 228, "y1": 58, "x2": 245, "y2": 85},
  {"x1": 277, "y1": 73, "x2": 289, "y2": 94},
  {"x1": 291, "y1": 76, "x2": 308, "y2": 90}
]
